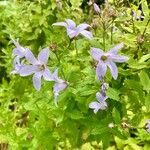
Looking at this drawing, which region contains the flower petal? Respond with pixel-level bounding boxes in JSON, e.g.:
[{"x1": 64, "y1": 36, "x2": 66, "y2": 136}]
[
  {"x1": 110, "y1": 55, "x2": 129, "y2": 63},
  {"x1": 106, "y1": 61, "x2": 118, "y2": 80},
  {"x1": 53, "y1": 82, "x2": 67, "y2": 94},
  {"x1": 93, "y1": 3, "x2": 101, "y2": 14},
  {"x1": 53, "y1": 82, "x2": 67, "y2": 106},
  {"x1": 43, "y1": 67, "x2": 54, "y2": 81},
  {"x1": 80, "y1": 30, "x2": 93, "y2": 39},
  {"x1": 25, "y1": 49, "x2": 37, "y2": 64},
  {"x1": 38, "y1": 48, "x2": 49, "y2": 64},
  {"x1": 108, "y1": 43, "x2": 124, "y2": 54},
  {"x1": 19, "y1": 65, "x2": 37, "y2": 76},
  {"x1": 96, "y1": 92, "x2": 107, "y2": 101},
  {"x1": 67, "y1": 29, "x2": 77, "y2": 38},
  {"x1": 52, "y1": 22, "x2": 67, "y2": 27},
  {"x1": 89, "y1": 101, "x2": 101, "y2": 113},
  {"x1": 91, "y1": 47, "x2": 103, "y2": 61},
  {"x1": 96, "y1": 62, "x2": 107, "y2": 80},
  {"x1": 32, "y1": 72, "x2": 42, "y2": 91},
  {"x1": 76, "y1": 23, "x2": 90, "y2": 33},
  {"x1": 99, "y1": 101, "x2": 107, "y2": 110},
  {"x1": 65, "y1": 19, "x2": 76, "y2": 29},
  {"x1": 52, "y1": 68, "x2": 59, "y2": 81}
]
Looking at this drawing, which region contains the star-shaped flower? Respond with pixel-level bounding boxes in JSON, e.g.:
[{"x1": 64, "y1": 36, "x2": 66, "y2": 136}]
[
  {"x1": 91, "y1": 43, "x2": 129, "y2": 80},
  {"x1": 52, "y1": 19, "x2": 93, "y2": 39},
  {"x1": 19, "y1": 48, "x2": 54, "y2": 91},
  {"x1": 89, "y1": 92, "x2": 107, "y2": 113}
]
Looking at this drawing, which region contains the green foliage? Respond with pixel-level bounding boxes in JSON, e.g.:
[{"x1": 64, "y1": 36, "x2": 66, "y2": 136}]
[{"x1": 0, "y1": 0, "x2": 150, "y2": 149}]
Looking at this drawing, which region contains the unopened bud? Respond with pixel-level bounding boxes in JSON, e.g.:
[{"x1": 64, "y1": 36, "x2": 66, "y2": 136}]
[{"x1": 93, "y1": 3, "x2": 101, "y2": 14}]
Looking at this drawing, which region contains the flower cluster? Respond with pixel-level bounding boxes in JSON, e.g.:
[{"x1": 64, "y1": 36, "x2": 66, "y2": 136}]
[
  {"x1": 89, "y1": 82, "x2": 109, "y2": 113},
  {"x1": 11, "y1": 19, "x2": 129, "y2": 113},
  {"x1": 11, "y1": 40, "x2": 67, "y2": 105},
  {"x1": 89, "y1": 43, "x2": 128, "y2": 113}
]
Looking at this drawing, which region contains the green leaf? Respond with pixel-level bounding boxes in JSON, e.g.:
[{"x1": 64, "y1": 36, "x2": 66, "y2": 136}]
[
  {"x1": 112, "y1": 108, "x2": 121, "y2": 124},
  {"x1": 67, "y1": 110, "x2": 84, "y2": 120},
  {"x1": 139, "y1": 54, "x2": 150, "y2": 63},
  {"x1": 139, "y1": 71, "x2": 150, "y2": 92},
  {"x1": 145, "y1": 93, "x2": 150, "y2": 111},
  {"x1": 106, "y1": 88, "x2": 120, "y2": 101}
]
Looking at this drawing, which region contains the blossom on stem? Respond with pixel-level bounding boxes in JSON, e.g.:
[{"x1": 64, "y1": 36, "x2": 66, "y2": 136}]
[
  {"x1": 12, "y1": 39, "x2": 31, "y2": 59},
  {"x1": 52, "y1": 69, "x2": 67, "y2": 106},
  {"x1": 89, "y1": 92, "x2": 107, "y2": 113},
  {"x1": 11, "y1": 57, "x2": 25, "y2": 74},
  {"x1": 146, "y1": 120, "x2": 150, "y2": 133},
  {"x1": 91, "y1": 43, "x2": 129, "y2": 80},
  {"x1": 19, "y1": 48, "x2": 54, "y2": 91},
  {"x1": 52, "y1": 19, "x2": 93, "y2": 39}
]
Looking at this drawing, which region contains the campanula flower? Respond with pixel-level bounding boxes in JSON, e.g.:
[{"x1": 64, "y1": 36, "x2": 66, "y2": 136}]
[
  {"x1": 52, "y1": 69, "x2": 68, "y2": 106},
  {"x1": 19, "y1": 48, "x2": 54, "y2": 91},
  {"x1": 11, "y1": 56, "x2": 25, "y2": 74},
  {"x1": 89, "y1": 92, "x2": 108, "y2": 113},
  {"x1": 93, "y1": 3, "x2": 100, "y2": 14},
  {"x1": 12, "y1": 39, "x2": 31, "y2": 59},
  {"x1": 91, "y1": 43, "x2": 129, "y2": 80},
  {"x1": 52, "y1": 19, "x2": 93, "y2": 39},
  {"x1": 146, "y1": 120, "x2": 150, "y2": 133}
]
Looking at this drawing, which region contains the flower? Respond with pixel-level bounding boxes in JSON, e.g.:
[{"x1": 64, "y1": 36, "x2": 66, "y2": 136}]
[
  {"x1": 89, "y1": 92, "x2": 107, "y2": 113},
  {"x1": 91, "y1": 43, "x2": 129, "y2": 80},
  {"x1": 11, "y1": 57, "x2": 25, "y2": 74},
  {"x1": 52, "y1": 19, "x2": 93, "y2": 39},
  {"x1": 146, "y1": 120, "x2": 150, "y2": 133},
  {"x1": 93, "y1": 3, "x2": 100, "y2": 14},
  {"x1": 52, "y1": 69, "x2": 68, "y2": 106},
  {"x1": 19, "y1": 48, "x2": 54, "y2": 91},
  {"x1": 12, "y1": 39, "x2": 31, "y2": 59}
]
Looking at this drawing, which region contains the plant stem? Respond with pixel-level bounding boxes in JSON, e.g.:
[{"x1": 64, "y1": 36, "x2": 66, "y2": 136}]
[
  {"x1": 142, "y1": 19, "x2": 150, "y2": 36},
  {"x1": 74, "y1": 39, "x2": 78, "y2": 56},
  {"x1": 102, "y1": 22, "x2": 106, "y2": 51},
  {"x1": 111, "y1": 19, "x2": 114, "y2": 44},
  {"x1": 55, "y1": 52, "x2": 66, "y2": 80}
]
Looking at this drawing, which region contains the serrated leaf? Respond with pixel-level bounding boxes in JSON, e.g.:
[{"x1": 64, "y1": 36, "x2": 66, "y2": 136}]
[
  {"x1": 106, "y1": 88, "x2": 120, "y2": 101},
  {"x1": 112, "y1": 108, "x2": 121, "y2": 124},
  {"x1": 139, "y1": 54, "x2": 150, "y2": 63},
  {"x1": 67, "y1": 110, "x2": 84, "y2": 120},
  {"x1": 139, "y1": 71, "x2": 150, "y2": 92},
  {"x1": 145, "y1": 93, "x2": 150, "y2": 111}
]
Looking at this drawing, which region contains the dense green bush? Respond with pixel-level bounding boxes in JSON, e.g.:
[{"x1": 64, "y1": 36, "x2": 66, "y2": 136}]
[{"x1": 0, "y1": 0, "x2": 150, "y2": 149}]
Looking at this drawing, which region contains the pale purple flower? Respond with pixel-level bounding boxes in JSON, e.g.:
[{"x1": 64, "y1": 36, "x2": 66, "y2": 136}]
[
  {"x1": 52, "y1": 19, "x2": 93, "y2": 39},
  {"x1": 146, "y1": 120, "x2": 150, "y2": 133},
  {"x1": 11, "y1": 57, "x2": 25, "y2": 74},
  {"x1": 89, "y1": 92, "x2": 107, "y2": 113},
  {"x1": 91, "y1": 43, "x2": 129, "y2": 80},
  {"x1": 52, "y1": 69, "x2": 67, "y2": 106},
  {"x1": 93, "y1": 3, "x2": 100, "y2": 14},
  {"x1": 12, "y1": 39, "x2": 31, "y2": 59},
  {"x1": 19, "y1": 48, "x2": 53, "y2": 91}
]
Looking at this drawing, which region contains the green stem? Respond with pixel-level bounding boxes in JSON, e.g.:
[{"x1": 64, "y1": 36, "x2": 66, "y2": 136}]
[
  {"x1": 102, "y1": 22, "x2": 106, "y2": 51},
  {"x1": 74, "y1": 39, "x2": 78, "y2": 56},
  {"x1": 111, "y1": 20, "x2": 114, "y2": 44},
  {"x1": 54, "y1": 52, "x2": 66, "y2": 80},
  {"x1": 142, "y1": 19, "x2": 150, "y2": 36}
]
